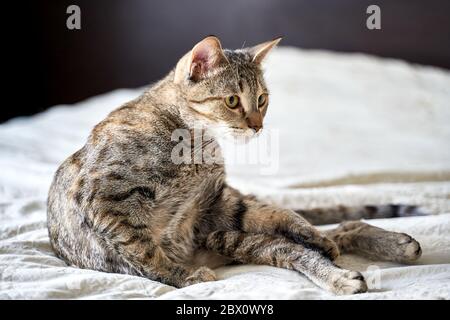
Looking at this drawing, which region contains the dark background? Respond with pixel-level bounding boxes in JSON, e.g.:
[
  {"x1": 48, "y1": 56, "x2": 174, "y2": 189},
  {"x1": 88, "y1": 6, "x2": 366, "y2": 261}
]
[{"x1": 5, "y1": 0, "x2": 450, "y2": 123}]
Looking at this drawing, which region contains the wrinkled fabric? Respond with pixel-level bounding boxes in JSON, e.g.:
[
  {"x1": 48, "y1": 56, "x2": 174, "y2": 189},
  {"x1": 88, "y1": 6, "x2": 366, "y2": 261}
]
[{"x1": 0, "y1": 47, "x2": 449, "y2": 299}]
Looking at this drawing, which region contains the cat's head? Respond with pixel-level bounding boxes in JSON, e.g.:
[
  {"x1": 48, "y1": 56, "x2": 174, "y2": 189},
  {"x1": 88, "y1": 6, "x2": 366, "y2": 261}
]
[{"x1": 174, "y1": 36, "x2": 281, "y2": 139}]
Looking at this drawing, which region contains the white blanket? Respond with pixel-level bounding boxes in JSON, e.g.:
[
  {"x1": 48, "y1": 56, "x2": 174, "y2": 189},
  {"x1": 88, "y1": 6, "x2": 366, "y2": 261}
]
[{"x1": 0, "y1": 47, "x2": 449, "y2": 299}]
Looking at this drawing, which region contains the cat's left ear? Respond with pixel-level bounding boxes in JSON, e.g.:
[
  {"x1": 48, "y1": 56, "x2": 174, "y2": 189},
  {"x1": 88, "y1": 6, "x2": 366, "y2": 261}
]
[
  {"x1": 248, "y1": 37, "x2": 282, "y2": 64},
  {"x1": 188, "y1": 36, "x2": 229, "y2": 82},
  {"x1": 174, "y1": 36, "x2": 229, "y2": 84}
]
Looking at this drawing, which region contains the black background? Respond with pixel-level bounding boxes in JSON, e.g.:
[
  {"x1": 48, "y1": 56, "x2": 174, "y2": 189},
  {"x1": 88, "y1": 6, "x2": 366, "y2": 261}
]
[{"x1": 4, "y1": 0, "x2": 450, "y2": 123}]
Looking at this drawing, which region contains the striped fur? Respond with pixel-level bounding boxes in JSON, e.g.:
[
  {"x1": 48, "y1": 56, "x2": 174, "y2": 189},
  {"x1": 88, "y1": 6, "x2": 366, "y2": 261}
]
[
  {"x1": 297, "y1": 204, "x2": 425, "y2": 225},
  {"x1": 47, "y1": 36, "x2": 422, "y2": 295}
]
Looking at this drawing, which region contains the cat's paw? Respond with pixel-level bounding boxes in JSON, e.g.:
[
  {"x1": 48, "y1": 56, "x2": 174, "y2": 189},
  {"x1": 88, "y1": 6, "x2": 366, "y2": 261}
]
[
  {"x1": 331, "y1": 271, "x2": 368, "y2": 295},
  {"x1": 308, "y1": 235, "x2": 340, "y2": 261},
  {"x1": 393, "y1": 233, "x2": 422, "y2": 263},
  {"x1": 365, "y1": 229, "x2": 422, "y2": 263},
  {"x1": 317, "y1": 236, "x2": 340, "y2": 261},
  {"x1": 183, "y1": 266, "x2": 217, "y2": 287}
]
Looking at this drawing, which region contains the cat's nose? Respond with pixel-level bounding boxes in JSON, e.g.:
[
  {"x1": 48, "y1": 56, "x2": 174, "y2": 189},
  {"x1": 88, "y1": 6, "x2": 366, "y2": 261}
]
[{"x1": 246, "y1": 112, "x2": 263, "y2": 133}]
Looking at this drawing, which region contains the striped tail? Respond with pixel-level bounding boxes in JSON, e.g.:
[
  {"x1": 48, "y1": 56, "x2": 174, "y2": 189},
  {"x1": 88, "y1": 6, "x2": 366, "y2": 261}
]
[{"x1": 296, "y1": 204, "x2": 426, "y2": 225}]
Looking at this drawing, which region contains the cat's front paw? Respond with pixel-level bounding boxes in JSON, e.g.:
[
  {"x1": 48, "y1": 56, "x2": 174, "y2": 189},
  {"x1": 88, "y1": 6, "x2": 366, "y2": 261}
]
[
  {"x1": 330, "y1": 271, "x2": 368, "y2": 295},
  {"x1": 292, "y1": 227, "x2": 340, "y2": 260},
  {"x1": 320, "y1": 236, "x2": 340, "y2": 260},
  {"x1": 183, "y1": 266, "x2": 217, "y2": 287}
]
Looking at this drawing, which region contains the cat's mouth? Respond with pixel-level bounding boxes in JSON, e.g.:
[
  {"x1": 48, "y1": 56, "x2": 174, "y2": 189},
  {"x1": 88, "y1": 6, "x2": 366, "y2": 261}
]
[
  {"x1": 208, "y1": 124, "x2": 261, "y2": 143},
  {"x1": 228, "y1": 126, "x2": 261, "y2": 140}
]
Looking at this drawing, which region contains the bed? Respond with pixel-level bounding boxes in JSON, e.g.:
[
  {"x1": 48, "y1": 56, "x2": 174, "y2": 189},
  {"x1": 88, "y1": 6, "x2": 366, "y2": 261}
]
[{"x1": 0, "y1": 47, "x2": 449, "y2": 299}]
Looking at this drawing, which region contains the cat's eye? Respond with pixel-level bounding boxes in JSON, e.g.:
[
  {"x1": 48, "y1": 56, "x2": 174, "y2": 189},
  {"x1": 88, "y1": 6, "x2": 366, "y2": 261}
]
[
  {"x1": 225, "y1": 95, "x2": 240, "y2": 109},
  {"x1": 258, "y1": 94, "x2": 268, "y2": 108}
]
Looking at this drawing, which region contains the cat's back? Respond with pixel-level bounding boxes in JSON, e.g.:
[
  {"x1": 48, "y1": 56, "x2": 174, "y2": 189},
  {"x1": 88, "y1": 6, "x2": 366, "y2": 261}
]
[
  {"x1": 49, "y1": 93, "x2": 186, "y2": 209},
  {"x1": 47, "y1": 93, "x2": 190, "y2": 265}
]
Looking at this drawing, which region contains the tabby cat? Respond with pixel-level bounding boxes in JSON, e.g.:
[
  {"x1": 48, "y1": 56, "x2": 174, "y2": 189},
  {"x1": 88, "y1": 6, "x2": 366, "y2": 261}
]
[{"x1": 47, "y1": 36, "x2": 422, "y2": 295}]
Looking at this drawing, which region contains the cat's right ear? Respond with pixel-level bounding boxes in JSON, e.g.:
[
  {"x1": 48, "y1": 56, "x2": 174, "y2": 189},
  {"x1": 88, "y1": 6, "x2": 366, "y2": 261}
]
[{"x1": 174, "y1": 36, "x2": 229, "y2": 84}]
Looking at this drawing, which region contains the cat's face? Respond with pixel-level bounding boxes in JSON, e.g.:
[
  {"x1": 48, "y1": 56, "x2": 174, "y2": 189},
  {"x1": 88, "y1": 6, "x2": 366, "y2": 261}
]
[{"x1": 174, "y1": 36, "x2": 281, "y2": 139}]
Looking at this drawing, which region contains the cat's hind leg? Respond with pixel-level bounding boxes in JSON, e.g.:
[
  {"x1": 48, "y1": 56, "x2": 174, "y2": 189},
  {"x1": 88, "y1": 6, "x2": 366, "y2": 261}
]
[
  {"x1": 204, "y1": 230, "x2": 367, "y2": 295},
  {"x1": 82, "y1": 204, "x2": 218, "y2": 288},
  {"x1": 324, "y1": 221, "x2": 422, "y2": 263},
  {"x1": 233, "y1": 192, "x2": 340, "y2": 260}
]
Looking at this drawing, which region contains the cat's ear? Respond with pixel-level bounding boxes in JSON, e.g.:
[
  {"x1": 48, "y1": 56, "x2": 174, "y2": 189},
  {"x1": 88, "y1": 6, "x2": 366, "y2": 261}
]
[
  {"x1": 248, "y1": 37, "x2": 282, "y2": 64},
  {"x1": 175, "y1": 36, "x2": 228, "y2": 83}
]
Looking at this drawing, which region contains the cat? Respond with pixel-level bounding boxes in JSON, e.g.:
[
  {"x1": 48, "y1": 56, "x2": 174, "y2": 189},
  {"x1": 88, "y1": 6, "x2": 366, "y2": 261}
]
[{"x1": 47, "y1": 36, "x2": 422, "y2": 295}]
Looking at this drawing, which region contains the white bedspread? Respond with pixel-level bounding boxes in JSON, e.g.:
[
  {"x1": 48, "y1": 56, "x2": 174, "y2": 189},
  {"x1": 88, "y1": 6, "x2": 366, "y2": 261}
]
[{"x1": 0, "y1": 47, "x2": 449, "y2": 299}]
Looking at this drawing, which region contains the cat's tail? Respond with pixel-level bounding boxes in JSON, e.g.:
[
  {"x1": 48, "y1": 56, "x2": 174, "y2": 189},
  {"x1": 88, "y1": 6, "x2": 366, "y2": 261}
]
[{"x1": 295, "y1": 204, "x2": 426, "y2": 225}]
